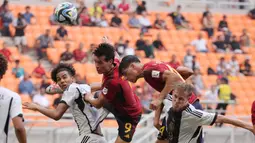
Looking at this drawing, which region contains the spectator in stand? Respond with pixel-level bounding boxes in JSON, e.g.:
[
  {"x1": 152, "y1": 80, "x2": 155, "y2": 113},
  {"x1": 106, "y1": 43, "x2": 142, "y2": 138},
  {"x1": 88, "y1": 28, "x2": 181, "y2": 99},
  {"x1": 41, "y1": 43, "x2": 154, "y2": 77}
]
[
  {"x1": 12, "y1": 60, "x2": 25, "y2": 79},
  {"x1": 128, "y1": 12, "x2": 141, "y2": 28},
  {"x1": 18, "y1": 73, "x2": 34, "y2": 95},
  {"x1": 32, "y1": 60, "x2": 46, "y2": 78},
  {"x1": 37, "y1": 29, "x2": 54, "y2": 59},
  {"x1": 186, "y1": 33, "x2": 208, "y2": 53},
  {"x1": 55, "y1": 25, "x2": 68, "y2": 41},
  {"x1": 0, "y1": 1, "x2": 8, "y2": 14},
  {"x1": 183, "y1": 49, "x2": 193, "y2": 68},
  {"x1": 0, "y1": 3, "x2": 13, "y2": 36},
  {"x1": 33, "y1": 87, "x2": 49, "y2": 107},
  {"x1": 115, "y1": 36, "x2": 126, "y2": 57},
  {"x1": 118, "y1": 0, "x2": 129, "y2": 13},
  {"x1": 143, "y1": 40, "x2": 154, "y2": 58},
  {"x1": 230, "y1": 35, "x2": 242, "y2": 54},
  {"x1": 90, "y1": 11, "x2": 101, "y2": 26},
  {"x1": 136, "y1": 0, "x2": 147, "y2": 15},
  {"x1": 140, "y1": 82, "x2": 154, "y2": 113},
  {"x1": 110, "y1": 11, "x2": 122, "y2": 27},
  {"x1": 203, "y1": 12, "x2": 214, "y2": 38},
  {"x1": 240, "y1": 56, "x2": 253, "y2": 76},
  {"x1": 228, "y1": 55, "x2": 240, "y2": 76},
  {"x1": 204, "y1": 85, "x2": 218, "y2": 109},
  {"x1": 73, "y1": 42, "x2": 87, "y2": 63},
  {"x1": 98, "y1": 14, "x2": 109, "y2": 27},
  {"x1": 124, "y1": 40, "x2": 135, "y2": 56},
  {"x1": 98, "y1": 0, "x2": 107, "y2": 11},
  {"x1": 152, "y1": 33, "x2": 166, "y2": 51},
  {"x1": 23, "y1": 6, "x2": 34, "y2": 24},
  {"x1": 213, "y1": 35, "x2": 228, "y2": 53},
  {"x1": 0, "y1": 42, "x2": 12, "y2": 62},
  {"x1": 139, "y1": 11, "x2": 152, "y2": 28},
  {"x1": 248, "y1": 7, "x2": 255, "y2": 19},
  {"x1": 169, "y1": 5, "x2": 191, "y2": 30},
  {"x1": 168, "y1": 54, "x2": 180, "y2": 69},
  {"x1": 216, "y1": 57, "x2": 229, "y2": 75},
  {"x1": 13, "y1": 13, "x2": 27, "y2": 53},
  {"x1": 190, "y1": 56, "x2": 200, "y2": 71},
  {"x1": 193, "y1": 68, "x2": 204, "y2": 90},
  {"x1": 106, "y1": 0, "x2": 116, "y2": 14},
  {"x1": 223, "y1": 27, "x2": 232, "y2": 45},
  {"x1": 78, "y1": 7, "x2": 92, "y2": 26},
  {"x1": 60, "y1": 43, "x2": 74, "y2": 64},
  {"x1": 77, "y1": 1, "x2": 87, "y2": 15},
  {"x1": 89, "y1": 2, "x2": 103, "y2": 17},
  {"x1": 218, "y1": 15, "x2": 228, "y2": 31},
  {"x1": 154, "y1": 13, "x2": 168, "y2": 30},
  {"x1": 86, "y1": 43, "x2": 96, "y2": 63},
  {"x1": 216, "y1": 77, "x2": 231, "y2": 127},
  {"x1": 202, "y1": 5, "x2": 210, "y2": 19},
  {"x1": 136, "y1": 34, "x2": 146, "y2": 51},
  {"x1": 40, "y1": 76, "x2": 50, "y2": 89},
  {"x1": 240, "y1": 28, "x2": 250, "y2": 47}
]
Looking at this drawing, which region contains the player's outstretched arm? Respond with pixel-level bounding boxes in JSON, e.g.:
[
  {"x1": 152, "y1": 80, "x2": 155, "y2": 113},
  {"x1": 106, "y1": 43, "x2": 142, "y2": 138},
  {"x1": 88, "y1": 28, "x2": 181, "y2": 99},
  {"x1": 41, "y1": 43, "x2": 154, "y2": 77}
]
[
  {"x1": 150, "y1": 70, "x2": 183, "y2": 110},
  {"x1": 12, "y1": 116, "x2": 27, "y2": 143},
  {"x1": 215, "y1": 115, "x2": 254, "y2": 133},
  {"x1": 175, "y1": 66, "x2": 194, "y2": 80},
  {"x1": 84, "y1": 92, "x2": 106, "y2": 109},
  {"x1": 23, "y1": 102, "x2": 68, "y2": 121}
]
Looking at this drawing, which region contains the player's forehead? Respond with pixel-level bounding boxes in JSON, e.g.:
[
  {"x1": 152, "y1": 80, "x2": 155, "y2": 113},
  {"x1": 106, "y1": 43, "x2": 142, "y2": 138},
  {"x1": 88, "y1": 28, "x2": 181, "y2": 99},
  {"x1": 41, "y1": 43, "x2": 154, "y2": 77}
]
[
  {"x1": 56, "y1": 70, "x2": 70, "y2": 78},
  {"x1": 174, "y1": 88, "x2": 186, "y2": 98},
  {"x1": 93, "y1": 55, "x2": 106, "y2": 62}
]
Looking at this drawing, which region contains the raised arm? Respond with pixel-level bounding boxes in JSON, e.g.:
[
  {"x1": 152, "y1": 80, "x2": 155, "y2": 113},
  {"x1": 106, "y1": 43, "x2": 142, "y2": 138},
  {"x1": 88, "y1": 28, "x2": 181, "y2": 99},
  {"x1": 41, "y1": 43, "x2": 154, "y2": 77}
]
[
  {"x1": 23, "y1": 102, "x2": 68, "y2": 121},
  {"x1": 150, "y1": 70, "x2": 183, "y2": 110},
  {"x1": 84, "y1": 92, "x2": 107, "y2": 108},
  {"x1": 216, "y1": 115, "x2": 254, "y2": 133},
  {"x1": 175, "y1": 66, "x2": 194, "y2": 80}
]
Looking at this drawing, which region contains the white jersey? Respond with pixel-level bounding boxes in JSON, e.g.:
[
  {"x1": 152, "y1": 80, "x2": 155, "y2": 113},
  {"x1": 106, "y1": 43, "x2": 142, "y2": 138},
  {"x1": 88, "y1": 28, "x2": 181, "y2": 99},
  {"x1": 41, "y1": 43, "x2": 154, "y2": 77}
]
[
  {"x1": 165, "y1": 103, "x2": 217, "y2": 143},
  {"x1": 60, "y1": 83, "x2": 109, "y2": 137},
  {"x1": 0, "y1": 86, "x2": 23, "y2": 143}
]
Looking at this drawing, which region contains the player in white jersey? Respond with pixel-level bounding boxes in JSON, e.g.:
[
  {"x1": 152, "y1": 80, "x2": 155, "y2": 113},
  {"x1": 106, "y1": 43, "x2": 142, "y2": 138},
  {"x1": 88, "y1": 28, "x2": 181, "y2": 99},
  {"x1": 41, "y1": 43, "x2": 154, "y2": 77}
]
[
  {"x1": 23, "y1": 63, "x2": 109, "y2": 143},
  {"x1": 156, "y1": 83, "x2": 254, "y2": 143},
  {"x1": 0, "y1": 54, "x2": 27, "y2": 143}
]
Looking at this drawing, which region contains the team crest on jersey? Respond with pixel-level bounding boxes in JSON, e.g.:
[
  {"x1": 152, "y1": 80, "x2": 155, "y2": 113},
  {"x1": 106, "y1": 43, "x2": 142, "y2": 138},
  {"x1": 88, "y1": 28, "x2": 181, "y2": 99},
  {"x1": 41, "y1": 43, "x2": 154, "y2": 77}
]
[
  {"x1": 102, "y1": 87, "x2": 108, "y2": 95},
  {"x1": 152, "y1": 70, "x2": 160, "y2": 78}
]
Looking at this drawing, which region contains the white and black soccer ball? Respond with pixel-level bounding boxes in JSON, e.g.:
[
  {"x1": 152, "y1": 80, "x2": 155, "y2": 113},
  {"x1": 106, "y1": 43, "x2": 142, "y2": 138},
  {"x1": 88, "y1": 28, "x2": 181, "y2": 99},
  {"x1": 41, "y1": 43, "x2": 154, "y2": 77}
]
[{"x1": 54, "y1": 2, "x2": 78, "y2": 25}]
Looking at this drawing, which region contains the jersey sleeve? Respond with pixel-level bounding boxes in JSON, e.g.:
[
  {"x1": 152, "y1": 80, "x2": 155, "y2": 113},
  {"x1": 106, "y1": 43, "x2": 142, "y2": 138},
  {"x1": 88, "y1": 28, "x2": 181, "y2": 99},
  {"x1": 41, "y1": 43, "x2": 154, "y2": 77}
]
[
  {"x1": 60, "y1": 85, "x2": 79, "y2": 107},
  {"x1": 143, "y1": 67, "x2": 166, "y2": 82},
  {"x1": 188, "y1": 107, "x2": 217, "y2": 126},
  {"x1": 251, "y1": 101, "x2": 255, "y2": 125},
  {"x1": 10, "y1": 94, "x2": 23, "y2": 119},
  {"x1": 102, "y1": 79, "x2": 120, "y2": 102}
]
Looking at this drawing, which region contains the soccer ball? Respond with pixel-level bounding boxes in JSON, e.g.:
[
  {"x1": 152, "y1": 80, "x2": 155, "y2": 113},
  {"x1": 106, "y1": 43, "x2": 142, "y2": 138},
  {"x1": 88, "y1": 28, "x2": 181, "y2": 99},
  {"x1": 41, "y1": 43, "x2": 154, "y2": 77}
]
[{"x1": 54, "y1": 2, "x2": 78, "y2": 25}]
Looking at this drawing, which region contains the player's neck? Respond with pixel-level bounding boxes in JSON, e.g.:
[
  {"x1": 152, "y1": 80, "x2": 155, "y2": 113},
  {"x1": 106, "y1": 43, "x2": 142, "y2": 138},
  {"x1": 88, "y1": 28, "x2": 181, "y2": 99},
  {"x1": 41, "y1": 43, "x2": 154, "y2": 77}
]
[{"x1": 104, "y1": 64, "x2": 115, "y2": 76}]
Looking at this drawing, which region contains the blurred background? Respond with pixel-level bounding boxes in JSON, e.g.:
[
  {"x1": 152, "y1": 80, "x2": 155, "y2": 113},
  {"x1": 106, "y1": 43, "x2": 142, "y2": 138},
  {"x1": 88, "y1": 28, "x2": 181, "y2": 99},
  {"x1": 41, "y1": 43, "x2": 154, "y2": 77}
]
[{"x1": 1, "y1": 0, "x2": 255, "y2": 142}]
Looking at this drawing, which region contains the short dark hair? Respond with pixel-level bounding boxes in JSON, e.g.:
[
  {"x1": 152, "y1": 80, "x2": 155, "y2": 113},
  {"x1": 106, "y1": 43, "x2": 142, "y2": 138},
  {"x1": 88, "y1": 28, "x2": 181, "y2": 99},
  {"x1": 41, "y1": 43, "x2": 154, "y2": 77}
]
[
  {"x1": 0, "y1": 54, "x2": 8, "y2": 79},
  {"x1": 51, "y1": 63, "x2": 76, "y2": 82},
  {"x1": 119, "y1": 55, "x2": 140, "y2": 76},
  {"x1": 93, "y1": 43, "x2": 115, "y2": 62},
  {"x1": 25, "y1": 6, "x2": 30, "y2": 9}
]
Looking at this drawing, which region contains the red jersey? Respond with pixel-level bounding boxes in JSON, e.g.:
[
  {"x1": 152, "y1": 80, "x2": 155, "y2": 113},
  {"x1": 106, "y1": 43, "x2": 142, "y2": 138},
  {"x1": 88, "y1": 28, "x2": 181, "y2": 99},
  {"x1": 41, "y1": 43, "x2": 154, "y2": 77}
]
[
  {"x1": 143, "y1": 61, "x2": 198, "y2": 104},
  {"x1": 73, "y1": 49, "x2": 86, "y2": 62},
  {"x1": 102, "y1": 58, "x2": 142, "y2": 118},
  {"x1": 33, "y1": 66, "x2": 46, "y2": 77},
  {"x1": 118, "y1": 3, "x2": 129, "y2": 12},
  {"x1": 252, "y1": 101, "x2": 255, "y2": 125},
  {"x1": 0, "y1": 48, "x2": 11, "y2": 62}
]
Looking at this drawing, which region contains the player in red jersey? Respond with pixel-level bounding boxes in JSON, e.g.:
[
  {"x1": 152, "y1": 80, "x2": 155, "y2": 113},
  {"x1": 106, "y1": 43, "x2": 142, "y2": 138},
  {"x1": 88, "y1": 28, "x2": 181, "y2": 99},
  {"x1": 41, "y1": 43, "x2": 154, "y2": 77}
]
[
  {"x1": 84, "y1": 43, "x2": 142, "y2": 143},
  {"x1": 119, "y1": 55, "x2": 203, "y2": 143},
  {"x1": 252, "y1": 101, "x2": 255, "y2": 133}
]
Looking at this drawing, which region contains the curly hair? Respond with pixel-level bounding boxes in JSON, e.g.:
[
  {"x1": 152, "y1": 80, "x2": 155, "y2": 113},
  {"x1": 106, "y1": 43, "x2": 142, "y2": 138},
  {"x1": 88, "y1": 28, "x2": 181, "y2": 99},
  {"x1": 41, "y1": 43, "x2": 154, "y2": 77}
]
[
  {"x1": 51, "y1": 63, "x2": 76, "y2": 82},
  {"x1": 93, "y1": 43, "x2": 115, "y2": 62},
  {"x1": 0, "y1": 54, "x2": 8, "y2": 79}
]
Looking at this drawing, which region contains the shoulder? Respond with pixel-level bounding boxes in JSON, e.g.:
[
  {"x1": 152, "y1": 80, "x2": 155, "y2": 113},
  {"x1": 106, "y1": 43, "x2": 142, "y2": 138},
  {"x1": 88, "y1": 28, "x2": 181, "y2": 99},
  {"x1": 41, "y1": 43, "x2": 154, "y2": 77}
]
[
  {"x1": 1, "y1": 87, "x2": 21, "y2": 101},
  {"x1": 65, "y1": 83, "x2": 79, "y2": 93},
  {"x1": 185, "y1": 104, "x2": 203, "y2": 118}
]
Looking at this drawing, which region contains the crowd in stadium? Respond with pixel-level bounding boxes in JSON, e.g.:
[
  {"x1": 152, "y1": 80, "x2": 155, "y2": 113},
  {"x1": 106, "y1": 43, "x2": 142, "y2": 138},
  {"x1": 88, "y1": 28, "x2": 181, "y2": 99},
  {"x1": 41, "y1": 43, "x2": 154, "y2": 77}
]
[{"x1": 0, "y1": 0, "x2": 255, "y2": 115}]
